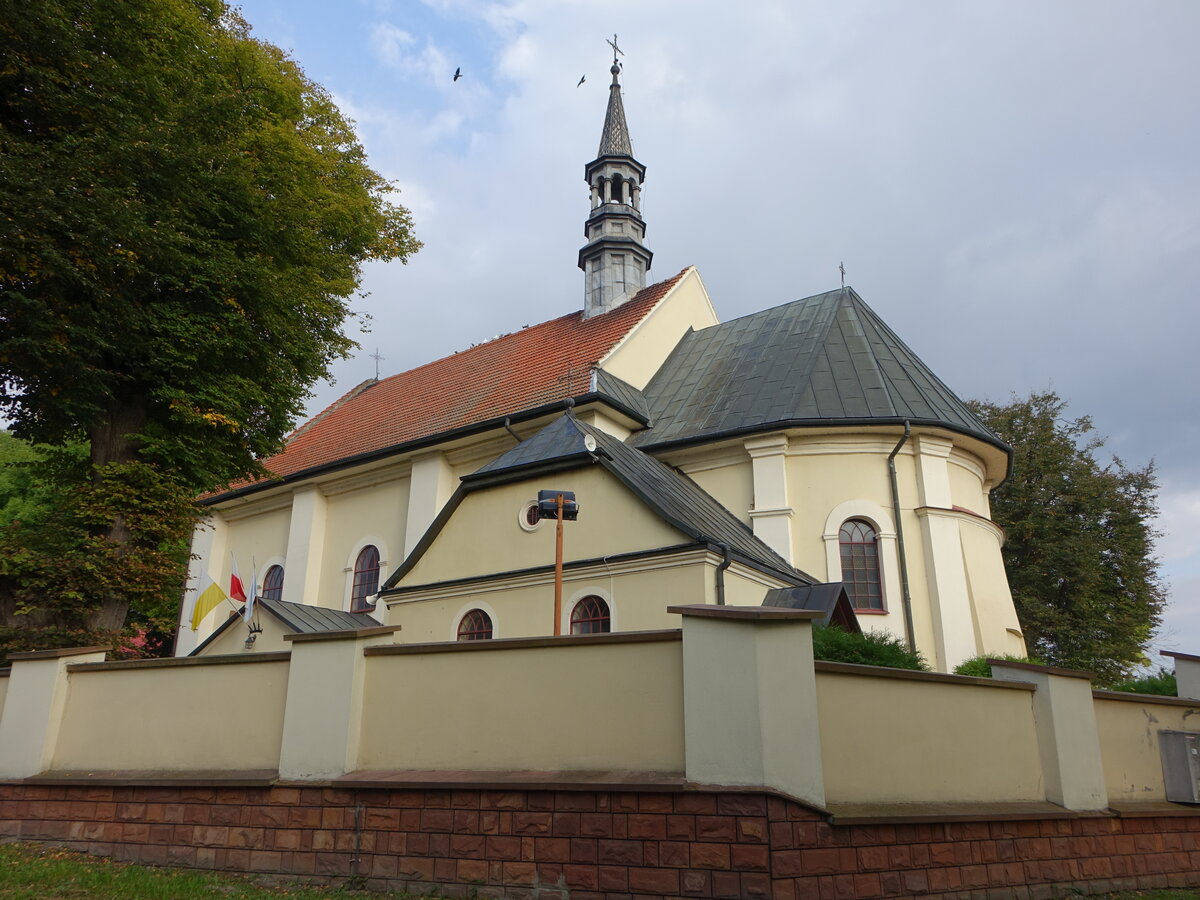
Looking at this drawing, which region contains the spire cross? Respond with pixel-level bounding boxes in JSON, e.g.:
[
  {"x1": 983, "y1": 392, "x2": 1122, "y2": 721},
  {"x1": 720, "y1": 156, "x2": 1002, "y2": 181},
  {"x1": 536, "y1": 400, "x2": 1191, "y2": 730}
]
[
  {"x1": 370, "y1": 347, "x2": 384, "y2": 380},
  {"x1": 606, "y1": 34, "x2": 624, "y2": 65},
  {"x1": 839, "y1": 261, "x2": 846, "y2": 288}
]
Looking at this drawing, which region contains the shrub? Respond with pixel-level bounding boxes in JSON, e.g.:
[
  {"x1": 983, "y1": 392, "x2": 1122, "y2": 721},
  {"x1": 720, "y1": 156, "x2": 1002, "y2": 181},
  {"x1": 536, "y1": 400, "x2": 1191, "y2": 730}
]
[
  {"x1": 811, "y1": 625, "x2": 928, "y2": 671},
  {"x1": 953, "y1": 654, "x2": 1045, "y2": 678},
  {"x1": 1110, "y1": 667, "x2": 1177, "y2": 696}
]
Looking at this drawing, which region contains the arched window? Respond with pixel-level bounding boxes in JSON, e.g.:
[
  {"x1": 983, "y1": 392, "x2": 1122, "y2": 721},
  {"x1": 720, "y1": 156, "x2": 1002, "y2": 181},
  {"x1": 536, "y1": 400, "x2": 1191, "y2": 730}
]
[
  {"x1": 570, "y1": 595, "x2": 611, "y2": 635},
  {"x1": 262, "y1": 565, "x2": 284, "y2": 603},
  {"x1": 839, "y1": 519, "x2": 883, "y2": 610},
  {"x1": 351, "y1": 545, "x2": 380, "y2": 612},
  {"x1": 457, "y1": 609, "x2": 493, "y2": 641}
]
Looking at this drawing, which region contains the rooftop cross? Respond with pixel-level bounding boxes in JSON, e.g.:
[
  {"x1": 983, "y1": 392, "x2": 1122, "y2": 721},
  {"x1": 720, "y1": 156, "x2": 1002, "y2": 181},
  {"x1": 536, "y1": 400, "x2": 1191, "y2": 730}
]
[
  {"x1": 839, "y1": 261, "x2": 846, "y2": 289},
  {"x1": 606, "y1": 33, "x2": 624, "y2": 66},
  {"x1": 370, "y1": 348, "x2": 384, "y2": 380}
]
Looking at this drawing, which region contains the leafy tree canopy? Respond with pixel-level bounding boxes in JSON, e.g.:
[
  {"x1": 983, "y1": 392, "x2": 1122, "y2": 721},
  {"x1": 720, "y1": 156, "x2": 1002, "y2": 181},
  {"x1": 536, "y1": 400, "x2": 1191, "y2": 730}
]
[
  {"x1": 0, "y1": 0, "x2": 419, "y2": 487},
  {"x1": 970, "y1": 391, "x2": 1165, "y2": 685},
  {"x1": 0, "y1": 0, "x2": 419, "y2": 645}
]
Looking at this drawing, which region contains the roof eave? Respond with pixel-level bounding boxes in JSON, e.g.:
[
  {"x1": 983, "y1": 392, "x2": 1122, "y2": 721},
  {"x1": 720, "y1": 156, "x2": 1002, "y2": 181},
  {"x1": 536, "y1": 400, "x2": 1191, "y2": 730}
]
[{"x1": 201, "y1": 391, "x2": 651, "y2": 507}]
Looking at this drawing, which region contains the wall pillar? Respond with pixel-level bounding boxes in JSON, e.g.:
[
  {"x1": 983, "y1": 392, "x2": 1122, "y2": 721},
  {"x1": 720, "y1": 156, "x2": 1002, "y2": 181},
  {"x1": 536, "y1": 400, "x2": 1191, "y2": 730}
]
[
  {"x1": 281, "y1": 486, "x2": 327, "y2": 607},
  {"x1": 0, "y1": 646, "x2": 109, "y2": 779},
  {"x1": 745, "y1": 434, "x2": 794, "y2": 561},
  {"x1": 175, "y1": 512, "x2": 229, "y2": 655},
  {"x1": 913, "y1": 436, "x2": 975, "y2": 670},
  {"x1": 669, "y1": 605, "x2": 825, "y2": 808},
  {"x1": 278, "y1": 625, "x2": 400, "y2": 780},
  {"x1": 405, "y1": 451, "x2": 457, "y2": 555},
  {"x1": 989, "y1": 660, "x2": 1108, "y2": 811},
  {"x1": 1162, "y1": 651, "x2": 1200, "y2": 700}
]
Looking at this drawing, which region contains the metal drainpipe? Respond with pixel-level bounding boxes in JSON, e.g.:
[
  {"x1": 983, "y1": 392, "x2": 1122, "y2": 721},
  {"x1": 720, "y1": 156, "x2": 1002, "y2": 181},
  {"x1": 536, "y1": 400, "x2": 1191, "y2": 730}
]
[
  {"x1": 715, "y1": 542, "x2": 732, "y2": 606},
  {"x1": 887, "y1": 421, "x2": 917, "y2": 651}
]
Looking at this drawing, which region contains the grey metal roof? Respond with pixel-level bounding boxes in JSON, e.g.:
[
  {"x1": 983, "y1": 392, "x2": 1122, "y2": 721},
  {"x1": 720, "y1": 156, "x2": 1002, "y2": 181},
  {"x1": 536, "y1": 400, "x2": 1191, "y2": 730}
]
[
  {"x1": 597, "y1": 67, "x2": 633, "y2": 157},
  {"x1": 469, "y1": 414, "x2": 812, "y2": 584},
  {"x1": 188, "y1": 597, "x2": 380, "y2": 656},
  {"x1": 473, "y1": 414, "x2": 589, "y2": 476},
  {"x1": 256, "y1": 597, "x2": 380, "y2": 633},
  {"x1": 630, "y1": 287, "x2": 1007, "y2": 454},
  {"x1": 763, "y1": 584, "x2": 861, "y2": 632},
  {"x1": 592, "y1": 369, "x2": 651, "y2": 422}
]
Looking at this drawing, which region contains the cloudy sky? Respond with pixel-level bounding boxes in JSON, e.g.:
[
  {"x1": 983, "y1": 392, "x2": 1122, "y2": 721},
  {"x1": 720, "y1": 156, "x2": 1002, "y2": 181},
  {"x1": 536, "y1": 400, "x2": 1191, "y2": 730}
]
[{"x1": 231, "y1": 0, "x2": 1200, "y2": 658}]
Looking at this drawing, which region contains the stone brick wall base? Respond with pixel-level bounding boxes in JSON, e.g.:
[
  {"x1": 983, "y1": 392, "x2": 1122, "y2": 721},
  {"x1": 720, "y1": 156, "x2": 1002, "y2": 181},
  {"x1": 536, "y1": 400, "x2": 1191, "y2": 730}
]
[{"x1": 2, "y1": 783, "x2": 1200, "y2": 899}]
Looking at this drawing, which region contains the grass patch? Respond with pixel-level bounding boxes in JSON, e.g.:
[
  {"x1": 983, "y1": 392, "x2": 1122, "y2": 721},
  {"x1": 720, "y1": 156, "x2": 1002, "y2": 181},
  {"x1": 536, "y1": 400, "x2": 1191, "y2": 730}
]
[
  {"x1": 0, "y1": 842, "x2": 412, "y2": 899},
  {"x1": 2, "y1": 841, "x2": 1199, "y2": 899}
]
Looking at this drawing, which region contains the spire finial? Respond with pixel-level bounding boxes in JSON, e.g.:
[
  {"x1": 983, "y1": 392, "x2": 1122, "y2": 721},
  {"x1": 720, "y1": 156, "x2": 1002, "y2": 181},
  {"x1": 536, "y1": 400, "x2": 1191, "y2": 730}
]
[{"x1": 606, "y1": 33, "x2": 624, "y2": 66}]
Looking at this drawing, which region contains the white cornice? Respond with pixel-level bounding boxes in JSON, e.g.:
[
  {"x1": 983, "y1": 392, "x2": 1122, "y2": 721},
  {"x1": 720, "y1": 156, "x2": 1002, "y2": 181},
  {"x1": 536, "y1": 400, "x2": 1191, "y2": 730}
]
[
  {"x1": 386, "y1": 547, "x2": 712, "y2": 606},
  {"x1": 914, "y1": 506, "x2": 1005, "y2": 542}
]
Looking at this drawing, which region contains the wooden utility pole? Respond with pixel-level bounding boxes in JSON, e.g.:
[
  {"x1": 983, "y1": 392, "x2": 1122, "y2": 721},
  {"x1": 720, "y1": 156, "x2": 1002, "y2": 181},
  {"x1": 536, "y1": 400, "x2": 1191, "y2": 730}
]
[{"x1": 553, "y1": 492, "x2": 565, "y2": 635}]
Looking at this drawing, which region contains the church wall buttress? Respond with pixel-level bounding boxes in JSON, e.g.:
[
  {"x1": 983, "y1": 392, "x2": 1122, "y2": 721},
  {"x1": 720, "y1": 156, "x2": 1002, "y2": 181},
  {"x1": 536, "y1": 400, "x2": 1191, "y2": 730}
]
[
  {"x1": 744, "y1": 434, "x2": 794, "y2": 561},
  {"x1": 404, "y1": 451, "x2": 457, "y2": 557},
  {"x1": 175, "y1": 512, "x2": 229, "y2": 655},
  {"x1": 282, "y1": 486, "x2": 327, "y2": 608}
]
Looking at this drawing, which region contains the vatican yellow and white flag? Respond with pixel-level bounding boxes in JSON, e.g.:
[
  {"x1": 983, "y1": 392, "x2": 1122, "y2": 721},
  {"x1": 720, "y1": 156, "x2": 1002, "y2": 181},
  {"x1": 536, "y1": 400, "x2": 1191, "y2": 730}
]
[{"x1": 190, "y1": 571, "x2": 229, "y2": 631}]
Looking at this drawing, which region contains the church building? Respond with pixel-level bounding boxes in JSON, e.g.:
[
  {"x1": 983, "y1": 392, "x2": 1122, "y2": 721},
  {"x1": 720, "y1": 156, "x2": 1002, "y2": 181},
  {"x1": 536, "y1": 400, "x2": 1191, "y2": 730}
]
[{"x1": 178, "y1": 57, "x2": 1026, "y2": 672}]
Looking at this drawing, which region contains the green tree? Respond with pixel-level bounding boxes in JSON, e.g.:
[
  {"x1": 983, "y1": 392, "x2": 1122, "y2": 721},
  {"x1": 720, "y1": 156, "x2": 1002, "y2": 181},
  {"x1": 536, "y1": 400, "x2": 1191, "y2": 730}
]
[
  {"x1": 0, "y1": 0, "x2": 419, "y2": 642},
  {"x1": 969, "y1": 391, "x2": 1165, "y2": 685}
]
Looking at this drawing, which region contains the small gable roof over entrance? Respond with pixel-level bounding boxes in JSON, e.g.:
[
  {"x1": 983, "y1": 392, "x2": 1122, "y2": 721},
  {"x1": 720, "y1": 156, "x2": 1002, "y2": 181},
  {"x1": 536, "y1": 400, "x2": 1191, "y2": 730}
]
[
  {"x1": 633, "y1": 287, "x2": 1008, "y2": 460},
  {"x1": 189, "y1": 597, "x2": 380, "y2": 656}
]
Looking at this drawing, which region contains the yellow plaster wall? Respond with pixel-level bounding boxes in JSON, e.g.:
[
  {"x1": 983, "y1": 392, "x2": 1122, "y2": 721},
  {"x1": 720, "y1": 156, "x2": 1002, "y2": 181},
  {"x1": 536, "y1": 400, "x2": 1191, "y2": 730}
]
[
  {"x1": 222, "y1": 506, "x2": 291, "y2": 584},
  {"x1": 194, "y1": 612, "x2": 299, "y2": 656},
  {"x1": 599, "y1": 268, "x2": 719, "y2": 391},
  {"x1": 947, "y1": 455, "x2": 989, "y2": 517},
  {"x1": 397, "y1": 467, "x2": 689, "y2": 589},
  {"x1": 684, "y1": 462, "x2": 754, "y2": 527},
  {"x1": 386, "y1": 560, "x2": 709, "y2": 642},
  {"x1": 784, "y1": 439, "x2": 936, "y2": 651},
  {"x1": 959, "y1": 522, "x2": 1026, "y2": 657},
  {"x1": 785, "y1": 438, "x2": 906, "y2": 577},
  {"x1": 51, "y1": 658, "x2": 289, "y2": 772},
  {"x1": 358, "y1": 638, "x2": 685, "y2": 772},
  {"x1": 720, "y1": 567, "x2": 776, "y2": 607},
  {"x1": 1094, "y1": 695, "x2": 1200, "y2": 802},
  {"x1": 319, "y1": 479, "x2": 410, "y2": 610},
  {"x1": 816, "y1": 670, "x2": 1044, "y2": 803}
]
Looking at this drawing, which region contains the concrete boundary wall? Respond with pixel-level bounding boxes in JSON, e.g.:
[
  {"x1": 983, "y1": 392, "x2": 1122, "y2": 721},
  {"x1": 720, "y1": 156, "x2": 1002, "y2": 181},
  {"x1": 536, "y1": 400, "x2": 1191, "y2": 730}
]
[
  {"x1": 5, "y1": 614, "x2": 1200, "y2": 897},
  {"x1": 53, "y1": 654, "x2": 291, "y2": 775},
  {"x1": 814, "y1": 664, "x2": 1043, "y2": 805}
]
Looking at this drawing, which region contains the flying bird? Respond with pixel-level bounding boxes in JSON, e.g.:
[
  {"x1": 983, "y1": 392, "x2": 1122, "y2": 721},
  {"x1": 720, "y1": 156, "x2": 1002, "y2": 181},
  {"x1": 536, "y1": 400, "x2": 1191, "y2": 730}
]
[
  {"x1": 453, "y1": 67, "x2": 462, "y2": 82},
  {"x1": 576, "y1": 74, "x2": 585, "y2": 87}
]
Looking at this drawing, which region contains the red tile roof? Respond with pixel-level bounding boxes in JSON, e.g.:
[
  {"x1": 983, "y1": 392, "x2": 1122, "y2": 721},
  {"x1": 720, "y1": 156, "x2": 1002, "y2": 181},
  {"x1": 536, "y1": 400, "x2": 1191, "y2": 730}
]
[{"x1": 215, "y1": 269, "x2": 690, "y2": 497}]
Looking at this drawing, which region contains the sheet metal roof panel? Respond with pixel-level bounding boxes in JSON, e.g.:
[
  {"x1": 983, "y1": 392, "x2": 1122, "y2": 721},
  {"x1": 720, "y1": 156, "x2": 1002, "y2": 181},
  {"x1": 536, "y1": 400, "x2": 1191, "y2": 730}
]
[
  {"x1": 574, "y1": 420, "x2": 809, "y2": 582},
  {"x1": 257, "y1": 597, "x2": 380, "y2": 633},
  {"x1": 632, "y1": 288, "x2": 1005, "y2": 451}
]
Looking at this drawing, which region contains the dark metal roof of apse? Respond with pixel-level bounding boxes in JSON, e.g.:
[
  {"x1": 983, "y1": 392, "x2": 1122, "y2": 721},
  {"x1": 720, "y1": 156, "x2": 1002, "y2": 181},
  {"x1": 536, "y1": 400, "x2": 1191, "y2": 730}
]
[{"x1": 631, "y1": 287, "x2": 1007, "y2": 455}]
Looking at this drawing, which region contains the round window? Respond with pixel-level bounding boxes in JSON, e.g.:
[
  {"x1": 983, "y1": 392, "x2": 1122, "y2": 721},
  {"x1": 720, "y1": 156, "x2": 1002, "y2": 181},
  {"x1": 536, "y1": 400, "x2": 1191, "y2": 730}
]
[{"x1": 518, "y1": 500, "x2": 542, "y2": 532}]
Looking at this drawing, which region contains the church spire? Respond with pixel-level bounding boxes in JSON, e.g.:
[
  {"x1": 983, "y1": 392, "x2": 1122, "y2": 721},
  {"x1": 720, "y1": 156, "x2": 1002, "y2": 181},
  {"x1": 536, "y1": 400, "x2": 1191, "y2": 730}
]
[
  {"x1": 597, "y1": 61, "x2": 633, "y2": 157},
  {"x1": 579, "y1": 36, "x2": 652, "y2": 319}
]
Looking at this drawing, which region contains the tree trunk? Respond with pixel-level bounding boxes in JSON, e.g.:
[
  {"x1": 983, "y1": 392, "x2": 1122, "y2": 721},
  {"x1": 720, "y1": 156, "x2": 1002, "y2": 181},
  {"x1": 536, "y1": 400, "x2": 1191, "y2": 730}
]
[{"x1": 85, "y1": 398, "x2": 148, "y2": 632}]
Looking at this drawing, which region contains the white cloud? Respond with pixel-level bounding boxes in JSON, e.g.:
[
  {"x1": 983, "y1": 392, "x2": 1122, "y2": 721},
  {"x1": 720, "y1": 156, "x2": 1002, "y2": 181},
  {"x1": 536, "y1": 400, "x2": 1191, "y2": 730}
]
[{"x1": 369, "y1": 22, "x2": 452, "y2": 87}]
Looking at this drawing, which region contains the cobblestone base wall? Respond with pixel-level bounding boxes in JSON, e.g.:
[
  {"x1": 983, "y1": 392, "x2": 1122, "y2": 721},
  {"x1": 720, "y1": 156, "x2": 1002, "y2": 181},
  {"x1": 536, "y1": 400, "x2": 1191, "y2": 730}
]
[{"x1": 2, "y1": 783, "x2": 1200, "y2": 899}]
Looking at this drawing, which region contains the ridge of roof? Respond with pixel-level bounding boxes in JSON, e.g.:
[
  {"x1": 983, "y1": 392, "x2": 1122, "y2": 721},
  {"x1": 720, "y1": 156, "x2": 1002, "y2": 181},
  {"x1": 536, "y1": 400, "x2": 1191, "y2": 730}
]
[{"x1": 210, "y1": 269, "x2": 691, "y2": 500}]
